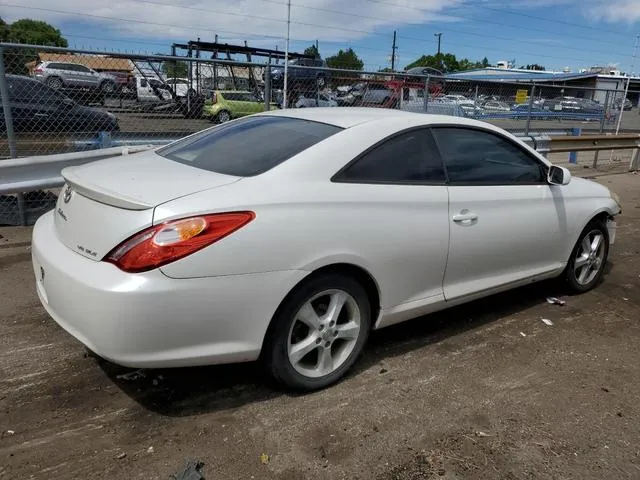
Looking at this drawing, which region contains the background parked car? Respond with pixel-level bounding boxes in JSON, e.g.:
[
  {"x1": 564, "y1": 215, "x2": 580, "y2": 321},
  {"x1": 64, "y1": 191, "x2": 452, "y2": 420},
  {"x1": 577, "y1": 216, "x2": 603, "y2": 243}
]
[
  {"x1": 266, "y1": 58, "x2": 330, "y2": 89},
  {"x1": 32, "y1": 61, "x2": 117, "y2": 94},
  {"x1": 481, "y1": 100, "x2": 512, "y2": 112},
  {"x1": 0, "y1": 75, "x2": 118, "y2": 133},
  {"x1": 613, "y1": 97, "x2": 632, "y2": 111},
  {"x1": 295, "y1": 92, "x2": 337, "y2": 108},
  {"x1": 101, "y1": 70, "x2": 135, "y2": 95},
  {"x1": 204, "y1": 90, "x2": 278, "y2": 123}
]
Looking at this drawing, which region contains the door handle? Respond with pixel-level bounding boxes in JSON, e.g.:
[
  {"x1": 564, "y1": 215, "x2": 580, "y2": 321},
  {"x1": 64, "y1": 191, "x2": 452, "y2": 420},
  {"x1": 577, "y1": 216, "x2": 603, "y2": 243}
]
[{"x1": 452, "y1": 211, "x2": 478, "y2": 223}]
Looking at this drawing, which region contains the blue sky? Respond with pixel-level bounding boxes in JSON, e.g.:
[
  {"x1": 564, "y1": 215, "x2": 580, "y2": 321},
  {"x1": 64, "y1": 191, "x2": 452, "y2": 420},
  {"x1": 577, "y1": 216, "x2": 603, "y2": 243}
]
[{"x1": 1, "y1": 0, "x2": 639, "y2": 74}]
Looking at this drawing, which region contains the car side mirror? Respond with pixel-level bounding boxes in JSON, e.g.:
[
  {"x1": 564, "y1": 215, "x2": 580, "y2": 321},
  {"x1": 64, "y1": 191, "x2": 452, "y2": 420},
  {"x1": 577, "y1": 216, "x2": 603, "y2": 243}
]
[{"x1": 548, "y1": 165, "x2": 571, "y2": 185}]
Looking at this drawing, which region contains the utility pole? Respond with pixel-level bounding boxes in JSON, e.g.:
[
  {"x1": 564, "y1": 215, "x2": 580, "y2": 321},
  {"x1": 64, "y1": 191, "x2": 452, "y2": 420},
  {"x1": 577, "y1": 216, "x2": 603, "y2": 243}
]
[
  {"x1": 283, "y1": 0, "x2": 291, "y2": 109},
  {"x1": 391, "y1": 30, "x2": 397, "y2": 71},
  {"x1": 434, "y1": 33, "x2": 442, "y2": 55}
]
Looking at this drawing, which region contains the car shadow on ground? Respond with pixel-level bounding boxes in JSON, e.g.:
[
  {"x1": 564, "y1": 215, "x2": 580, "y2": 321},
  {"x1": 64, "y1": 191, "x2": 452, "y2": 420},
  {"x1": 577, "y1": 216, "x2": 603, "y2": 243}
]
[{"x1": 96, "y1": 273, "x2": 601, "y2": 417}]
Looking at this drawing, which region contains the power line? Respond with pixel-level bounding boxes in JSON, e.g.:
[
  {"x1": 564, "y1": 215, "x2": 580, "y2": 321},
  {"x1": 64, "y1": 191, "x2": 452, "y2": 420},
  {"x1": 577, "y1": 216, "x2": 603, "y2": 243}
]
[
  {"x1": 0, "y1": 3, "x2": 629, "y2": 66},
  {"x1": 358, "y1": 0, "x2": 633, "y2": 47},
  {"x1": 122, "y1": 0, "x2": 637, "y2": 56}
]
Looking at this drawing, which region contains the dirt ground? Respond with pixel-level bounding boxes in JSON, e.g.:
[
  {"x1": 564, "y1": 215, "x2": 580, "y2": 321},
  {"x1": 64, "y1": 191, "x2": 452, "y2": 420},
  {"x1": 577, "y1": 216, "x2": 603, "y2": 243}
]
[{"x1": 1, "y1": 172, "x2": 639, "y2": 480}]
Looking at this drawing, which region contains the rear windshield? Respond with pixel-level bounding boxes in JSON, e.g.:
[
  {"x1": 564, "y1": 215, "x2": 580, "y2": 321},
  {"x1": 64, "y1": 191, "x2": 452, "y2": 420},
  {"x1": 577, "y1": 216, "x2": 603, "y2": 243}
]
[{"x1": 157, "y1": 115, "x2": 342, "y2": 176}]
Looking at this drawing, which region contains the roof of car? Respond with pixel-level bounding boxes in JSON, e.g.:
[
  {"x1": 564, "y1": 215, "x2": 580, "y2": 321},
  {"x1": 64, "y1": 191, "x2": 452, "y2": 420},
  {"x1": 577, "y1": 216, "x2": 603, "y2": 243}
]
[{"x1": 259, "y1": 107, "x2": 494, "y2": 129}]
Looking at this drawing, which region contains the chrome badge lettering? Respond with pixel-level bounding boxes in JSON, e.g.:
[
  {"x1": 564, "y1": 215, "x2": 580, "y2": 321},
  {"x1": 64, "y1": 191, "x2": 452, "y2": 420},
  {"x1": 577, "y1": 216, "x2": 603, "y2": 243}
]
[
  {"x1": 77, "y1": 245, "x2": 98, "y2": 257},
  {"x1": 56, "y1": 208, "x2": 67, "y2": 221}
]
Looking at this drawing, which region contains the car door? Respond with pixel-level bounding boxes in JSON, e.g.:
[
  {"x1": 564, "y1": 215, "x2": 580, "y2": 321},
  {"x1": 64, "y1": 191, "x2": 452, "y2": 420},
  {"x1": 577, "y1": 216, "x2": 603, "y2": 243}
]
[
  {"x1": 60, "y1": 64, "x2": 84, "y2": 87},
  {"x1": 431, "y1": 126, "x2": 567, "y2": 301},
  {"x1": 241, "y1": 92, "x2": 264, "y2": 114},
  {"x1": 333, "y1": 127, "x2": 450, "y2": 324},
  {"x1": 78, "y1": 65, "x2": 100, "y2": 88}
]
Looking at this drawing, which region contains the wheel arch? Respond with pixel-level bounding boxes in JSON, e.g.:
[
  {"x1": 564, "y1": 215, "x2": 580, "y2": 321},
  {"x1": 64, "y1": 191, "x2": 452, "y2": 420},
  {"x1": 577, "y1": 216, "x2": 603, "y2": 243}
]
[{"x1": 260, "y1": 261, "x2": 382, "y2": 354}]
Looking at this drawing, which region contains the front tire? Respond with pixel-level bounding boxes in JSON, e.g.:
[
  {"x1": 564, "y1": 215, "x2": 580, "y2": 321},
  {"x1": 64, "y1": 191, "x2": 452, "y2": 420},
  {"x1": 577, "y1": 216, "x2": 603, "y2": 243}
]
[
  {"x1": 564, "y1": 219, "x2": 610, "y2": 293},
  {"x1": 263, "y1": 273, "x2": 371, "y2": 391}
]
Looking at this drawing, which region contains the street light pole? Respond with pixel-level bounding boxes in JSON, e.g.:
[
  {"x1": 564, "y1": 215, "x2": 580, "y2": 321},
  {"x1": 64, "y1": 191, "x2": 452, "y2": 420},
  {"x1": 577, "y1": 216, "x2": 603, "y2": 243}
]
[{"x1": 283, "y1": 0, "x2": 291, "y2": 109}]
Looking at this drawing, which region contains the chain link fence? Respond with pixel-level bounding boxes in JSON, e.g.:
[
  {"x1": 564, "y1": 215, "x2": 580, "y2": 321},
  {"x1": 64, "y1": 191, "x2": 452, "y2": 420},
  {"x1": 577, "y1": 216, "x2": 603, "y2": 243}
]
[{"x1": 1, "y1": 42, "x2": 639, "y2": 225}]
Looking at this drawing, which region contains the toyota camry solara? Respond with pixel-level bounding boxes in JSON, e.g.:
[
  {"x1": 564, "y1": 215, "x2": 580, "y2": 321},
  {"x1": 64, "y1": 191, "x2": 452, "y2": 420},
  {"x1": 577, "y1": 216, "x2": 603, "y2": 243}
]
[{"x1": 32, "y1": 108, "x2": 622, "y2": 391}]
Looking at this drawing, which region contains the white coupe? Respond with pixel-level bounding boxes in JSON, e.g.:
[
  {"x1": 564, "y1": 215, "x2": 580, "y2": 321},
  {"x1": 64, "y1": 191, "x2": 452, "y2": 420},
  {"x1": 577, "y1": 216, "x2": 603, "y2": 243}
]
[{"x1": 32, "y1": 108, "x2": 622, "y2": 391}]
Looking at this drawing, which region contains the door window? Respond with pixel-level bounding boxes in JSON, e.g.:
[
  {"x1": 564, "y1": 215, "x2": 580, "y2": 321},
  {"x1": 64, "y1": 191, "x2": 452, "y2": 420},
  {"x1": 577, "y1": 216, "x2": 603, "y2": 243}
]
[
  {"x1": 432, "y1": 127, "x2": 545, "y2": 184},
  {"x1": 335, "y1": 129, "x2": 445, "y2": 184}
]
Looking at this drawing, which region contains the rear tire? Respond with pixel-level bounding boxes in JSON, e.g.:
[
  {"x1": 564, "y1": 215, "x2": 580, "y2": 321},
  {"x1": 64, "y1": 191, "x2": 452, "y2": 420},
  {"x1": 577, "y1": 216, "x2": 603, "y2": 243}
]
[
  {"x1": 563, "y1": 219, "x2": 609, "y2": 293},
  {"x1": 263, "y1": 273, "x2": 371, "y2": 392},
  {"x1": 215, "y1": 110, "x2": 231, "y2": 123},
  {"x1": 46, "y1": 76, "x2": 63, "y2": 89}
]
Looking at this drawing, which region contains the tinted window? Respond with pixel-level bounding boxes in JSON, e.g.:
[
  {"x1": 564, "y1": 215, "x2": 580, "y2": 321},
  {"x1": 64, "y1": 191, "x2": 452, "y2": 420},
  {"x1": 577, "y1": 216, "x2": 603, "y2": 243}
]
[
  {"x1": 157, "y1": 115, "x2": 342, "y2": 177},
  {"x1": 337, "y1": 129, "x2": 445, "y2": 184},
  {"x1": 9, "y1": 78, "x2": 65, "y2": 104},
  {"x1": 432, "y1": 127, "x2": 544, "y2": 184},
  {"x1": 75, "y1": 65, "x2": 91, "y2": 73}
]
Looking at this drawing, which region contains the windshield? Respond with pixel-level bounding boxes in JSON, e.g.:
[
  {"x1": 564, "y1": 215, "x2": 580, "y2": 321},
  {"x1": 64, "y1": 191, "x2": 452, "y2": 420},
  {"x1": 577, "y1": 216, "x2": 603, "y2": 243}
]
[{"x1": 157, "y1": 115, "x2": 343, "y2": 177}]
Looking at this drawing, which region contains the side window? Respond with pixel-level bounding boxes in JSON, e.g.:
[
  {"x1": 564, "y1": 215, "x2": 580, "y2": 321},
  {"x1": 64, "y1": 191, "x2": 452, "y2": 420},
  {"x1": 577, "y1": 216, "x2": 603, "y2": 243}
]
[
  {"x1": 140, "y1": 78, "x2": 148, "y2": 87},
  {"x1": 336, "y1": 129, "x2": 445, "y2": 184},
  {"x1": 9, "y1": 79, "x2": 64, "y2": 104},
  {"x1": 75, "y1": 65, "x2": 91, "y2": 73},
  {"x1": 432, "y1": 127, "x2": 544, "y2": 184}
]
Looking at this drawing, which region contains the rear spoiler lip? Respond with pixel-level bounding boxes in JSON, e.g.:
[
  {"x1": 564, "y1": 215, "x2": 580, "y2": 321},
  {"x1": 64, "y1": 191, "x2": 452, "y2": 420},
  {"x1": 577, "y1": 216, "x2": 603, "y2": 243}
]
[{"x1": 62, "y1": 166, "x2": 154, "y2": 211}]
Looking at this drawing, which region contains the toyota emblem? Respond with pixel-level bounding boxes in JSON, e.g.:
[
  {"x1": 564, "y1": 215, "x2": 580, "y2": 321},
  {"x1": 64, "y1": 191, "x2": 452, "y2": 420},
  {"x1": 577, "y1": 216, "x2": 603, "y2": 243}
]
[{"x1": 63, "y1": 185, "x2": 72, "y2": 203}]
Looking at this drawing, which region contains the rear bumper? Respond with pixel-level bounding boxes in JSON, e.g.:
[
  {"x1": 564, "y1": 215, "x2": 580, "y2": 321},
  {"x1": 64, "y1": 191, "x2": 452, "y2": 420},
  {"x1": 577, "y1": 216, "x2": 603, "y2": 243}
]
[{"x1": 31, "y1": 211, "x2": 308, "y2": 368}]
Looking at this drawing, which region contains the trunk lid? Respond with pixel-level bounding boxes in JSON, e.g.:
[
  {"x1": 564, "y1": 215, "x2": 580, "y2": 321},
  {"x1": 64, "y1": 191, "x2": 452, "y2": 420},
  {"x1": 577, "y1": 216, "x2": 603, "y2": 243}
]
[{"x1": 54, "y1": 149, "x2": 241, "y2": 261}]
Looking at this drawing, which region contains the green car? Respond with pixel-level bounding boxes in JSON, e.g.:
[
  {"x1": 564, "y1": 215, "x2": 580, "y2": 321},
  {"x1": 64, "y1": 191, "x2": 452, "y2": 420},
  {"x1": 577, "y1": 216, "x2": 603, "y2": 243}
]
[{"x1": 204, "y1": 90, "x2": 278, "y2": 123}]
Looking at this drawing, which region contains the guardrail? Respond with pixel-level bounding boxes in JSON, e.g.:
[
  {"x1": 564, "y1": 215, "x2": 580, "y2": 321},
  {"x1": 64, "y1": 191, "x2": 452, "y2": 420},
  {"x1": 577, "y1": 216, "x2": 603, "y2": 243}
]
[{"x1": 0, "y1": 145, "x2": 155, "y2": 225}]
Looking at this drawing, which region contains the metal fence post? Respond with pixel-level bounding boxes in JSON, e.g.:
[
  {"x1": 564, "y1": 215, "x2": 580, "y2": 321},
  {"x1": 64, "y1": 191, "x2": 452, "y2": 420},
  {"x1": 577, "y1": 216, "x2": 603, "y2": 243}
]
[
  {"x1": 524, "y1": 84, "x2": 535, "y2": 136},
  {"x1": 0, "y1": 46, "x2": 26, "y2": 225},
  {"x1": 593, "y1": 90, "x2": 610, "y2": 168},
  {"x1": 0, "y1": 47, "x2": 17, "y2": 158},
  {"x1": 264, "y1": 63, "x2": 271, "y2": 110},
  {"x1": 424, "y1": 75, "x2": 430, "y2": 112}
]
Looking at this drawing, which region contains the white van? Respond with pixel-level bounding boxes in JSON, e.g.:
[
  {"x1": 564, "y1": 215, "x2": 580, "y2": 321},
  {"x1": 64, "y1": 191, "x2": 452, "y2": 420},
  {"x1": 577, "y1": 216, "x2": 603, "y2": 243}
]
[{"x1": 135, "y1": 76, "x2": 172, "y2": 102}]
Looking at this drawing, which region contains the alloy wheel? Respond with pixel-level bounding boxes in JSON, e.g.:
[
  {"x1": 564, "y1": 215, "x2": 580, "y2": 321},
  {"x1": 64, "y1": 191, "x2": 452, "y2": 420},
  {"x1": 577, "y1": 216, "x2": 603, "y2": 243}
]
[{"x1": 287, "y1": 289, "x2": 361, "y2": 378}]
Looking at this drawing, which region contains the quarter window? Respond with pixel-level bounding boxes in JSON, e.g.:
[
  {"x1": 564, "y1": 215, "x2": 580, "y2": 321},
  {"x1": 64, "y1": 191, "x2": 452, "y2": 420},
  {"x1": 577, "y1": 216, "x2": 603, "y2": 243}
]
[
  {"x1": 336, "y1": 129, "x2": 445, "y2": 184},
  {"x1": 432, "y1": 127, "x2": 545, "y2": 184}
]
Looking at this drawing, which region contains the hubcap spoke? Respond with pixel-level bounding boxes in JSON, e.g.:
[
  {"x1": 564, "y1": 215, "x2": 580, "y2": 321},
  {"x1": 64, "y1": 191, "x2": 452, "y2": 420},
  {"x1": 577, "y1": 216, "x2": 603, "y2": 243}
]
[
  {"x1": 296, "y1": 302, "x2": 321, "y2": 330},
  {"x1": 581, "y1": 236, "x2": 592, "y2": 255},
  {"x1": 324, "y1": 292, "x2": 347, "y2": 323},
  {"x1": 590, "y1": 234, "x2": 603, "y2": 254},
  {"x1": 335, "y1": 320, "x2": 360, "y2": 340},
  {"x1": 574, "y1": 255, "x2": 589, "y2": 270},
  {"x1": 289, "y1": 334, "x2": 319, "y2": 365},
  {"x1": 577, "y1": 265, "x2": 590, "y2": 284},
  {"x1": 317, "y1": 347, "x2": 334, "y2": 375}
]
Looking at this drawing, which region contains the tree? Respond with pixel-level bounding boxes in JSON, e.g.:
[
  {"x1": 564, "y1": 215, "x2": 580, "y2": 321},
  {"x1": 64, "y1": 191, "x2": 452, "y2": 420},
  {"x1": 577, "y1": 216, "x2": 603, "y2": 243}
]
[
  {"x1": 1, "y1": 18, "x2": 67, "y2": 74},
  {"x1": 162, "y1": 60, "x2": 188, "y2": 79},
  {"x1": 326, "y1": 48, "x2": 363, "y2": 71},
  {"x1": 404, "y1": 53, "x2": 459, "y2": 73},
  {"x1": 304, "y1": 44, "x2": 320, "y2": 59},
  {"x1": 481, "y1": 57, "x2": 490, "y2": 68},
  {"x1": 5, "y1": 19, "x2": 67, "y2": 47}
]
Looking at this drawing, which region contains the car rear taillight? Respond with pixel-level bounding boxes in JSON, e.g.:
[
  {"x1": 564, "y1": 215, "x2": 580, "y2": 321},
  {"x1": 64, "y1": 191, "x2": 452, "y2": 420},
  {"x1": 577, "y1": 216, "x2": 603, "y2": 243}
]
[
  {"x1": 34, "y1": 66, "x2": 44, "y2": 74},
  {"x1": 104, "y1": 212, "x2": 255, "y2": 273}
]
